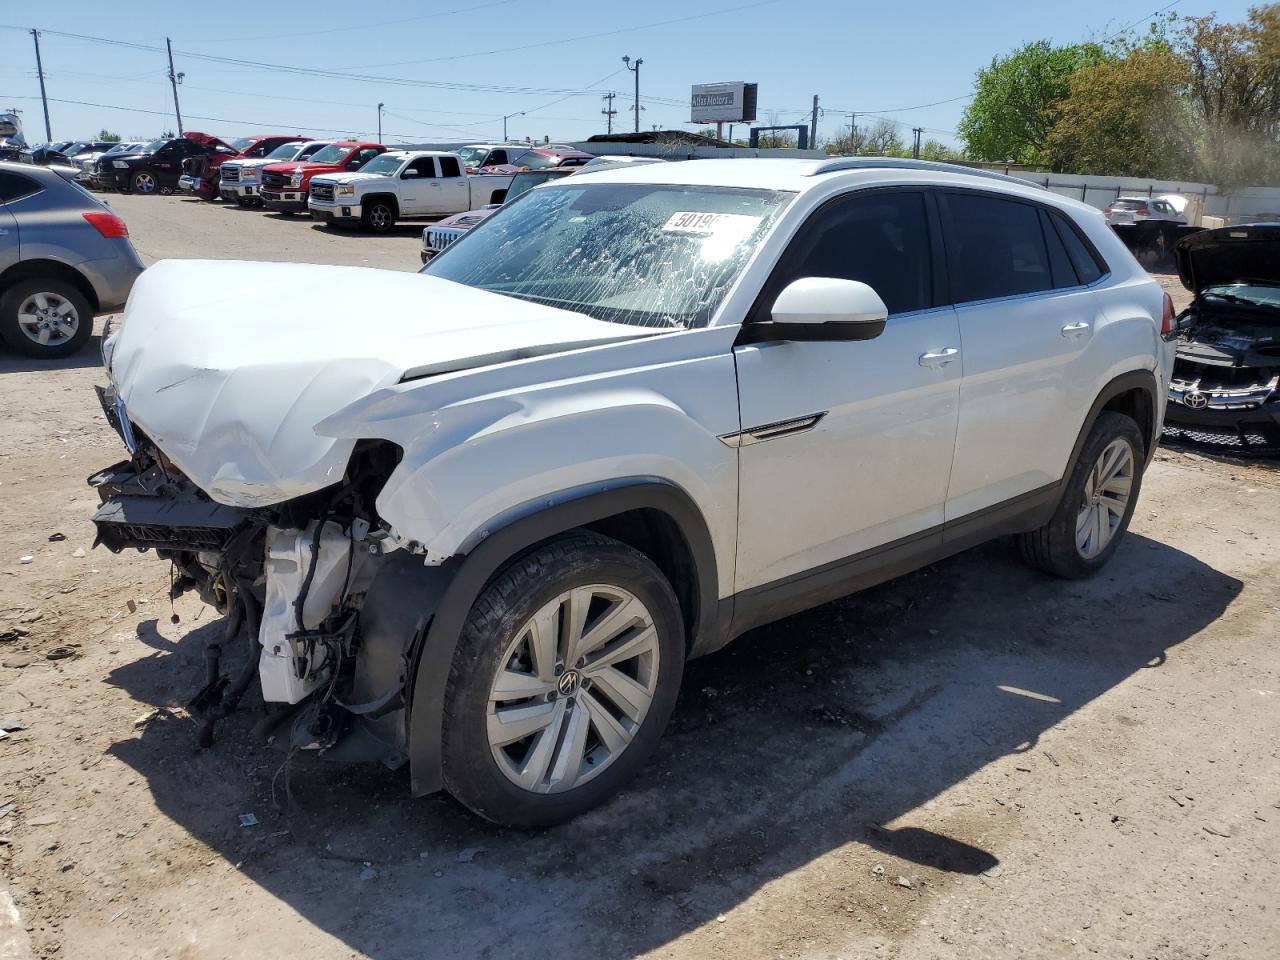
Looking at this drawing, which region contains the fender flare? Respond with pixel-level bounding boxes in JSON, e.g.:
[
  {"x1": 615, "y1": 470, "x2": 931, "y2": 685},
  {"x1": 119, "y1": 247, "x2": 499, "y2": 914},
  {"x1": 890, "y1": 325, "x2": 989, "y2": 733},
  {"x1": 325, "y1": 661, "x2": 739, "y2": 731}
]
[{"x1": 404, "y1": 477, "x2": 720, "y2": 796}]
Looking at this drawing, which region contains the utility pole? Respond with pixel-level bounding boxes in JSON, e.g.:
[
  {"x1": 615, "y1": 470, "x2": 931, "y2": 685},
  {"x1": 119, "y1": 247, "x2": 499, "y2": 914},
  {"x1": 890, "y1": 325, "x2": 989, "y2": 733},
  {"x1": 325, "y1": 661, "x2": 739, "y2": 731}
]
[
  {"x1": 601, "y1": 92, "x2": 617, "y2": 135},
  {"x1": 622, "y1": 56, "x2": 643, "y2": 133},
  {"x1": 810, "y1": 94, "x2": 819, "y2": 149},
  {"x1": 30, "y1": 30, "x2": 51, "y2": 142},
  {"x1": 912, "y1": 126, "x2": 923, "y2": 159},
  {"x1": 377, "y1": 102, "x2": 384, "y2": 141},
  {"x1": 165, "y1": 38, "x2": 184, "y2": 134}
]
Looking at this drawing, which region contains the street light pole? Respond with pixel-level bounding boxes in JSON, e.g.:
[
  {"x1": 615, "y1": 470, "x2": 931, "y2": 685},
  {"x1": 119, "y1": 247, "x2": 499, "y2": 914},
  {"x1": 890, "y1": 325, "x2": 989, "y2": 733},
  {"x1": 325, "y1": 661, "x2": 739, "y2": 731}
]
[
  {"x1": 502, "y1": 111, "x2": 524, "y2": 141},
  {"x1": 622, "y1": 55, "x2": 643, "y2": 134},
  {"x1": 377, "y1": 102, "x2": 384, "y2": 142}
]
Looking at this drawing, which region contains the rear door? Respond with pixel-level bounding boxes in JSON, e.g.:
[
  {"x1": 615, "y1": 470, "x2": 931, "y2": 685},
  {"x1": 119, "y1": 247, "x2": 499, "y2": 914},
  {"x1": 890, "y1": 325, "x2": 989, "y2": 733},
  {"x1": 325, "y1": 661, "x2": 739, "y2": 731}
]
[
  {"x1": 940, "y1": 190, "x2": 1107, "y2": 521},
  {"x1": 0, "y1": 170, "x2": 41, "y2": 272},
  {"x1": 434, "y1": 155, "x2": 469, "y2": 214}
]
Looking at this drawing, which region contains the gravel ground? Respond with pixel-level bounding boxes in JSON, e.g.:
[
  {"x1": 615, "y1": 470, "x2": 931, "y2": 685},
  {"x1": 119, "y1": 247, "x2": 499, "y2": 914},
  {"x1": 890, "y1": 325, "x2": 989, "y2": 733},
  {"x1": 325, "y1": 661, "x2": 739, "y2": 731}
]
[{"x1": 0, "y1": 194, "x2": 1277, "y2": 960}]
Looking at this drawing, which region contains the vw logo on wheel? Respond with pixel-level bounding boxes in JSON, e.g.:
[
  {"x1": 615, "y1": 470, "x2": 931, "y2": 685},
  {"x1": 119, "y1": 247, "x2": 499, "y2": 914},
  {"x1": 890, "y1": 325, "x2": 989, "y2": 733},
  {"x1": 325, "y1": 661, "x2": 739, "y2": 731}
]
[
  {"x1": 1184, "y1": 391, "x2": 1209, "y2": 409},
  {"x1": 557, "y1": 670, "x2": 581, "y2": 697}
]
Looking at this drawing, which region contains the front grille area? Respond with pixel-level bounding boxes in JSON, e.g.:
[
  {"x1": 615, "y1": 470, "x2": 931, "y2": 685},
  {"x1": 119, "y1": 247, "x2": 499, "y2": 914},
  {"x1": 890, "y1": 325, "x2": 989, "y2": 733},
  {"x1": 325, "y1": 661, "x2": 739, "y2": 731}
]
[
  {"x1": 262, "y1": 171, "x2": 291, "y2": 189},
  {"x1": 1163, "y1": 422, "x2": 1280, "y2": 454},
  {"x1": 221, "y1": 166, "x2": 240, "y2": 182},
  {"x1": 427, "y1": 228, "x2": 464, "y2": 251},
  {"x1": 310, "y1": 182, "x2": 335, "y2": 202}
]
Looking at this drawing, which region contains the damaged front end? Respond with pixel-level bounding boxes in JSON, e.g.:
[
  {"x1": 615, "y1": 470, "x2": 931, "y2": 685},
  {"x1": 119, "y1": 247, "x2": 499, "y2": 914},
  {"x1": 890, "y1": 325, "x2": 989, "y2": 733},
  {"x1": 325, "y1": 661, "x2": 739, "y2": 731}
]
[{"x1": 89, "y1": 381, "x2": 420, "y2": 763}]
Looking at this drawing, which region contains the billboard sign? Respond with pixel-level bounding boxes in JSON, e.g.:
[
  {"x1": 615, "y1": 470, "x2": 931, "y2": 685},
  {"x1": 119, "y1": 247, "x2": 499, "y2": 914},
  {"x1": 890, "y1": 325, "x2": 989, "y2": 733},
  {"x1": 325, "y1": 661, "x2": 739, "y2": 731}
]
[{"x1": 690, "y1": 82, "x2": 758, "y2": 124}]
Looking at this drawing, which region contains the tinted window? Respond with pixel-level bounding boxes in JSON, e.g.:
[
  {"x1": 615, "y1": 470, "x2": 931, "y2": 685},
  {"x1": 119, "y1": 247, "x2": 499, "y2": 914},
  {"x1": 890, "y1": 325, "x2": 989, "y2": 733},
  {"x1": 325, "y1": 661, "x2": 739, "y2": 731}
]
[
  {"x1": 404, "y1": 156, "x2": 437, "y2": 177},
  {"x1": 0, "y1": 171, "x2": 42, "y2": 203},
  {"x1": 438, "y1": 156, "x2": 461, "y2": 178},
  {"x1": 1050, "y1": 212, "x2": 1104, "y2": 285},
  {"x1": 489, "y1": 150, "x2": 508, "y2": 165},
  {"x1": 944, "y1": 193, "x2": 1051, "y2": 302},
  {"x1": 347, "y1": 148, "x2": 381, "y2": 170},
  {"x1": 1039, "y1": 209, "x2": 1078, "y2": 288},
  {"x1": 774, "y1": 191, "x2": 933, "y2": 315}
]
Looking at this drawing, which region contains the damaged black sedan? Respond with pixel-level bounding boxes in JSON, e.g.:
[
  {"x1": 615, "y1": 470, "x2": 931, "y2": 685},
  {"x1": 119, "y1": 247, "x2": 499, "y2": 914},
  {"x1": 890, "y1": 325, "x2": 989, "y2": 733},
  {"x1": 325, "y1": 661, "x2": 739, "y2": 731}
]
[{"x1": 1164, "y1": 224, "x2": 1280, "y2": 454}]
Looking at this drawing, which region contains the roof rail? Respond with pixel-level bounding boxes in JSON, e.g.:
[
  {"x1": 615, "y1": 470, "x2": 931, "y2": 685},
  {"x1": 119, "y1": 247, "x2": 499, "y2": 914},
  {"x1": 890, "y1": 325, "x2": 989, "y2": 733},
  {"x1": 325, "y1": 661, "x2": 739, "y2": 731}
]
[{"x1": 808, "y1": 156, "x2": 1042, "y2": 189}]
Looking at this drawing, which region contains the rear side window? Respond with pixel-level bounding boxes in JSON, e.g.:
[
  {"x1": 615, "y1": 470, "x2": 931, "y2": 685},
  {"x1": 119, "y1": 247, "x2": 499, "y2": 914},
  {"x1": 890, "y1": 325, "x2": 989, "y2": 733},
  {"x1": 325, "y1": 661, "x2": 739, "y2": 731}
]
[
  {"x1": 772, "y1": 190, "x2": 934, "y2": 316},
  {"x1": 1039, "y1": 209, "x2": 1078, "y2": 288},
  {"x1": 1049, "y1": 212, "x2": 1105, "y2": 285},
  {"x1": 0, "y1": 171, "x2": 42, "y2": 203},
  {"x1": 943, "y1": 193, "x2": 1051, "y2": 302},
  {"x1": 488, "y1": 150, "x2": 509, "y2": 165},
  {"x1": 438, "y1": 156, "x2": 461, "y2": 178}
]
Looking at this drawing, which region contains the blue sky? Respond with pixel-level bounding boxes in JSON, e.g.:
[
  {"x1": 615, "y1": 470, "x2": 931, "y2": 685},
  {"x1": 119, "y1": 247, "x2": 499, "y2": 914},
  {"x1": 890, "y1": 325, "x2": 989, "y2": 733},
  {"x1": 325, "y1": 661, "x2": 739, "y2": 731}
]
[{"x1": 0, "y1": 0, "x2": 1259, "y2": 149}]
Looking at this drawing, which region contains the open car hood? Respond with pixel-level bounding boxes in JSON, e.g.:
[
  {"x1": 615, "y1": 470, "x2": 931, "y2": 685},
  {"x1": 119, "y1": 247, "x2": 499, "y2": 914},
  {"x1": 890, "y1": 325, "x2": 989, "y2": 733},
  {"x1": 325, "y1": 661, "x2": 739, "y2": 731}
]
[
  {"x1": 1176, "y1": 224, "x2": 1280, "y2": 293},
  {"x1": 107, "y1": 260, "x2": 653, "y2": 507},
  {"x1": 183, "y1": 130, "x2": 235, "y2": 153}
]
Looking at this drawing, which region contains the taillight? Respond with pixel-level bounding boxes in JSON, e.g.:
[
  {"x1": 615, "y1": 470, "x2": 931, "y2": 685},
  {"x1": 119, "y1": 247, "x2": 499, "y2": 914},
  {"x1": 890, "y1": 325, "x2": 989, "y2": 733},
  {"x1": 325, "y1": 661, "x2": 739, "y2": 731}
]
[
  {"x1": 83, "y1": 211, "x2": 128, "y2": 238},
  {"x1": 1161, "y1": 292, "x2": 1176, "y2": 337}
]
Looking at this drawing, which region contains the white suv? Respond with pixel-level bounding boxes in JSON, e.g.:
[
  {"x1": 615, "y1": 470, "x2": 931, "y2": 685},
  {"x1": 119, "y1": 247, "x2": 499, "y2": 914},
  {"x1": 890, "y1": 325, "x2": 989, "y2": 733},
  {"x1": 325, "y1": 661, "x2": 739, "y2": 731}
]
[{"x1": 89, "y1": 158, "x2": 1175, "y2": 827}]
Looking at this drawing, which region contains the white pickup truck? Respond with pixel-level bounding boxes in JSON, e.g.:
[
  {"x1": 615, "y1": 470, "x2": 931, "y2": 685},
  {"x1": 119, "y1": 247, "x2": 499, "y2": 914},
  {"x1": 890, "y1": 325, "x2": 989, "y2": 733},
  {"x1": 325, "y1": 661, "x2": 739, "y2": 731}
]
[{"x1": 307, "y1": 150, "x2": 514, "y2": 233}]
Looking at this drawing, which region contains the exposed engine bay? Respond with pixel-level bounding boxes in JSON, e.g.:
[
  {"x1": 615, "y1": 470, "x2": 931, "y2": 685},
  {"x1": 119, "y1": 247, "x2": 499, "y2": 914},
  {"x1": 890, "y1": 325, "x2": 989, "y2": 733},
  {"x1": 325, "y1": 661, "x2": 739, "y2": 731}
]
[
  {"x1": 88, "y1": 382, "x2": 412, "y2": 757},
  {"x1": 1165, "y1": 291, "x2": 1280, "y2": 452}
]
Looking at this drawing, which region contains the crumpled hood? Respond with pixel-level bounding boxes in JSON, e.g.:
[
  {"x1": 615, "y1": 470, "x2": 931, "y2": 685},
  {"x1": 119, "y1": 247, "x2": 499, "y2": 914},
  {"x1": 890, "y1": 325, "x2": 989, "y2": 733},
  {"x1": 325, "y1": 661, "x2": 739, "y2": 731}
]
[
  {"x1": 108, "y1": 259, "x2": 652, "y2": 507},
  {"x1": 1177, "y1": 224, "x2": 1280, "y2": 293}
]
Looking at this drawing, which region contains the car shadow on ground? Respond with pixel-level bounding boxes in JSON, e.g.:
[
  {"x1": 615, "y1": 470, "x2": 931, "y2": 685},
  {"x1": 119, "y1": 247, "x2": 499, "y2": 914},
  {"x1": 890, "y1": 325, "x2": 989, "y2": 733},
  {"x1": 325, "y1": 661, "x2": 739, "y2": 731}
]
[
  {"x1": 103, "y1": 532, "x2": 1240, "y2": 959},
  {"x1": 0, "y1": 333, "x2": 103, "y2": 373}
]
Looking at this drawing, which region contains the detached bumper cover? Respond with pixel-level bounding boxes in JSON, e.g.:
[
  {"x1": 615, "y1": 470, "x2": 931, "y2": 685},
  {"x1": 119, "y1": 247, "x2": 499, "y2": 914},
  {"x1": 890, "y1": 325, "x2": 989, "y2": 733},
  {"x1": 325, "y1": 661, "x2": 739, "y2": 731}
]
[{"x1": 89, "y1": 460, "x2": 251, "y2": 553}]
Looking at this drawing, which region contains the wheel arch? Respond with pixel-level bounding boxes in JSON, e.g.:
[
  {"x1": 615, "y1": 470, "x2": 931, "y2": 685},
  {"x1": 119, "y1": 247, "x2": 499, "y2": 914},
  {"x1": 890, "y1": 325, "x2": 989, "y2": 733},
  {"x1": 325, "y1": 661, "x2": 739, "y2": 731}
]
[
  {"x1": 403, "y1": 478, "x2": 722, "y2": 796},
  {"x1": 0, "y1": 259, "x2": 99, "y2": 312},
  {"x1": 1066, "y1": 369, "x2": 1160, "y2": 483},
  {"x1": 363, "y1": 192, "x2": 399, "y2": 218}
]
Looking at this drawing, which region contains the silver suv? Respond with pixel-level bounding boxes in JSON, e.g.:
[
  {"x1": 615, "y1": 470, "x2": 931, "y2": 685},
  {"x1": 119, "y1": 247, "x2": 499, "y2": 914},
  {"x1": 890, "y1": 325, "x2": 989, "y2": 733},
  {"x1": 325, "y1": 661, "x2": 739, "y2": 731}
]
[{"x1": 0, "y1": 162, "x2": 144, "y2": 359}]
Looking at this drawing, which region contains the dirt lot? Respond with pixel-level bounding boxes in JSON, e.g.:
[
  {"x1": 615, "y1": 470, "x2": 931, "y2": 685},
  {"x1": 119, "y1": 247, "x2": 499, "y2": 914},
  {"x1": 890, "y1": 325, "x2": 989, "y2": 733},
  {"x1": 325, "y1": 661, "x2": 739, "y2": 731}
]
[{"x1": 1, "y1": 194, "x2": 1278, "y2": 960}]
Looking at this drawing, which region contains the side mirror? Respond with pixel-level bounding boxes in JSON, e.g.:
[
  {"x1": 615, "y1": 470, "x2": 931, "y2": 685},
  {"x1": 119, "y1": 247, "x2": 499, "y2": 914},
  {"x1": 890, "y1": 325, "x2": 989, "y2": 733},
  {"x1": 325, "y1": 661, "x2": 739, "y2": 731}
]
[
  {"x1": 751, "y1": 278, "x2": 889, "y2": 342},
  {"x1": 401, "y1": 168, "x2": 419, "y2": 178}
]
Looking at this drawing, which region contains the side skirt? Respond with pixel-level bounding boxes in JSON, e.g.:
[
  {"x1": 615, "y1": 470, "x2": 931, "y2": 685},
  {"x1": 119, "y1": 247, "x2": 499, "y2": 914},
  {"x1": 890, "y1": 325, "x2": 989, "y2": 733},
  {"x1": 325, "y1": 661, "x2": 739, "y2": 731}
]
[{"x1": 725, "y1": 482, "x2": 1062, "y2": 640}]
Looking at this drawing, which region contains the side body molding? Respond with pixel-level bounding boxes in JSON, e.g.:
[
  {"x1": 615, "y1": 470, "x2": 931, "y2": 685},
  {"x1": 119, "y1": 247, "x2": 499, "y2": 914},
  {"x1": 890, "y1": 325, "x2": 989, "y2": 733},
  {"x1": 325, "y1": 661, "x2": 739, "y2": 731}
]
[{"x1": 404, "y1": 478, "x2": 722, "y2": 797}]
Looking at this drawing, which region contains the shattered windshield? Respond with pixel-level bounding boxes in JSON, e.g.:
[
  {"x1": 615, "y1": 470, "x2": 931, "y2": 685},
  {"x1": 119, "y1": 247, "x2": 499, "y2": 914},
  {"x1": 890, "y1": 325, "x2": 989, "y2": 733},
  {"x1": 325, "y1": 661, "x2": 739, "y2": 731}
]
[
  {"x1": 421, "y1": 183, "x2": 793, "y2": 329},
  {"x1": 1203, "y1": 283, "x2": 1280, "y2": 309}
]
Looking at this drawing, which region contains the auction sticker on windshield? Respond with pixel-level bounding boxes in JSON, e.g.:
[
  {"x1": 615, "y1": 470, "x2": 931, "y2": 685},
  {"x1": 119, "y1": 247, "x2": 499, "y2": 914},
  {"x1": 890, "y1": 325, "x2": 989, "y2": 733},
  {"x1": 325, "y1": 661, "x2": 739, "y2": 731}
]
[{"x1": 662, "y1": 211, "x2": 761, "y2": 235}]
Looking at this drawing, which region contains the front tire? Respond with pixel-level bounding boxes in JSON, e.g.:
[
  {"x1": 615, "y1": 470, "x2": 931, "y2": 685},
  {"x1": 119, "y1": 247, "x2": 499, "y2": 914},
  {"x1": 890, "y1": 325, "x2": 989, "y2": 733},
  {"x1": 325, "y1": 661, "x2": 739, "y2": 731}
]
[
  {"x1": 132, "y1": 170, "x2": 158, "y2": 195},
  {"x1": 361, "y1": 200, "x2": 396, "y2": 234},
  {"x1": 1018, "y1": 411, "x2": 1144, "y2": 578},
  {"x1": 0, "y1": 278, "x2": 93, "y2": 359},
  {"x1": 442, "y1": 532, "x2": 685, "y2": 828}
]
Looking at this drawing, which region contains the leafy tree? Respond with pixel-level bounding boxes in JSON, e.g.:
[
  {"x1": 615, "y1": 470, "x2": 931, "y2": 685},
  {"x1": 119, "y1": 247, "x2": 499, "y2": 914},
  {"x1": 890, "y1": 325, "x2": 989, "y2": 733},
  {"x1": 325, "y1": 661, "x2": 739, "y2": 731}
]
[
  {"x1": 918, "y1": 139, "x2": 966, "y2": 162},
  {"x1": 1178, "y1": 6, "x2": 1280, "y2": 186},
  {"x1": 959, "y1": 40, "x2": 1109, "y2": 164},
  {"x1": 97, "y1": 129, "x2": 121, "y2": 142},
  {"x1": 1045, "y1": 48, "x2": 1199, "y2": 177}
]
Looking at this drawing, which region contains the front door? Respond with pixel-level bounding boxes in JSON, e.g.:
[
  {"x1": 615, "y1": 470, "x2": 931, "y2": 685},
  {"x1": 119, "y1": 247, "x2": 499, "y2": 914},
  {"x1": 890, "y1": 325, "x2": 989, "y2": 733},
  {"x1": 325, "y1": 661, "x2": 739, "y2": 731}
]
[
  {"x1": 398, "y1": 156, "x2": 438, "y2": 215},
  {"x1": 732, "y1": 189, "x2": 962, "y2": 593}
]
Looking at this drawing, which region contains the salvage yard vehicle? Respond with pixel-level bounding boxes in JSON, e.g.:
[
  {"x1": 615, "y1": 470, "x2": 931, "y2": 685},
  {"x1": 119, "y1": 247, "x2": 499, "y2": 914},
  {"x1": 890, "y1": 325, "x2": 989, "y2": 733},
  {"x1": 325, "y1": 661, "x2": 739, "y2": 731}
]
[
  {"x1": 219, "y1": 140, "x2": 329, "y2": 205},
  {"x1": 1104, "y1": 195, "x2": 1187, "y2": 225},
  {"x1": 75, "y1": 142, "x2": 144, "y2": 185},
  {"x1": 95, "y1": 133, "x2": 229, "y2": 195},
  {"x1": 88, "y1": 157, "x2": 1173, "y2": 828},
  {"x1": 1164, "y1": 223, "x2": 1280, "y2": 453},
  {"x1": 259, "y1": 141, "x2": 385, "y2": 214},
  {"x1": 420, "y1": 167, "x2": 575, "y2": 261},
  {"x1": 456, "y1": 143, "x2": 526, "y2": 172},
  {"x1": 0, "y1": 162, "x2": 144, "y2": 359},
  {"x1": 308, "y1": 150, "x2": 514, "y2": 233},
  {"x1": 178, "y1": 135, "x2": 304, "y2": 201}
]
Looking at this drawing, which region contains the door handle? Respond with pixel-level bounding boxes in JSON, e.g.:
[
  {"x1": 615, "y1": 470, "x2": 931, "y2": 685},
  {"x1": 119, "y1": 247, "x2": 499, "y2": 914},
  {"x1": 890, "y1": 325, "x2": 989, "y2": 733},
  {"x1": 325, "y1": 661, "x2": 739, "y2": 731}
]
[
  {"x1": 918, "y1": 347, "x2": 960, "y2": 368},
  {"x1": 1061, "y1": 321, "x2": 1091, "y2": 338}
]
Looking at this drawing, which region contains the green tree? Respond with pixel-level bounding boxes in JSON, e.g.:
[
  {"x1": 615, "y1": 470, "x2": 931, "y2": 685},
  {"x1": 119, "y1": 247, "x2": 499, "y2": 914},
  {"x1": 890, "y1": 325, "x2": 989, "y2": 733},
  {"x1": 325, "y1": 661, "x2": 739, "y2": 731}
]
[
  {"x1": 97, "y1": 129, "x2": 121, "y2": 142},
  {"x1": 1045, "y1": 48, "x2": 1199, "y2": 178},
  {"x1": 824, "y1": 118, "x2": 904, "y2": 156},
  {"x1": 958, "y1": 40, "x2": 1110, "y2": 164}
]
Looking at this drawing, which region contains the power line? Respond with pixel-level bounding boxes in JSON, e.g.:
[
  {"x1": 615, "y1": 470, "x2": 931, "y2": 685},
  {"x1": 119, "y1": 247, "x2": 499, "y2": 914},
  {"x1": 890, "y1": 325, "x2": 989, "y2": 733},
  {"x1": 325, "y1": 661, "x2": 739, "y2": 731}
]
[{"x1": 185, "y1": 0, "x2": 518, "y2": 44}]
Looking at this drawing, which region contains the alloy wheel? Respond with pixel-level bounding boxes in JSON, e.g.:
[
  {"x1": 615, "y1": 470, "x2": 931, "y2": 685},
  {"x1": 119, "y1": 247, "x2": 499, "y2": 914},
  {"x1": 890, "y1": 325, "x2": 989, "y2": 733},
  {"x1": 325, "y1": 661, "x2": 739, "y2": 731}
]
[
  {"x1": 16, "y1": 292, "x2": 79, "y2": 347},
  {"x1": 370, "y1": 204, "x2": 392, "y2": 230},
  {"x1": 486, "y1": 584, "x2": 660, "y2": 794},
  {"x1": 1075, "y1": 438, "x2": 1134, "y2": 559},
  {"x1": 134, "y1": 172, "x2": 157, "y2": 194}
]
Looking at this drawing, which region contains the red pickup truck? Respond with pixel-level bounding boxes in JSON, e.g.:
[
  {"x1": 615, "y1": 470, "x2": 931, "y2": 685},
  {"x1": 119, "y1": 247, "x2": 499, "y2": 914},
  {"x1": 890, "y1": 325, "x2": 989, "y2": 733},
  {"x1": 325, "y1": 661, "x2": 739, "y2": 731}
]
[
  {"x1": 258, "y1": 141, "x2": 385, "y2": 214},
  {"x1": 179, "y1": 135, "x2": 304, "y2": 201}
]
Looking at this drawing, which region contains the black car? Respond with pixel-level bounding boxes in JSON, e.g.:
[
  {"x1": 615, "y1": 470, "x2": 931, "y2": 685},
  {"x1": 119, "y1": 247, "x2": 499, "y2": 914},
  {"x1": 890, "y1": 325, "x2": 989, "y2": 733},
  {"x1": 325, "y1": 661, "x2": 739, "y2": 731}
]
[
  {"x1": 1164, "y1": 224, "x2": 1280, "y2": 454},
  {"x1": 33, "y1": 140, "x2": 115, "y2": 167},
  {"x1": 95, "y1": 133, "x2": 229, "y2": 195}
]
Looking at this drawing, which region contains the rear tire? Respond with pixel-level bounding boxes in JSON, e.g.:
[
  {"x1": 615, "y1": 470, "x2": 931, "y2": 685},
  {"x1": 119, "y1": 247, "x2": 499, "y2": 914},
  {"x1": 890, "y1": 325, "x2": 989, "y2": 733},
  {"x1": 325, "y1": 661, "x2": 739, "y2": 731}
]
[
  {"x1": 0, "y1": 278, "x2": 94, "y2": 359},
  {"x1": 442, "y1": 532, "x2": 685, "y2": 828},
  {"x1": 1018, "y1": 411, "x2": 1145, "y2": 578}
]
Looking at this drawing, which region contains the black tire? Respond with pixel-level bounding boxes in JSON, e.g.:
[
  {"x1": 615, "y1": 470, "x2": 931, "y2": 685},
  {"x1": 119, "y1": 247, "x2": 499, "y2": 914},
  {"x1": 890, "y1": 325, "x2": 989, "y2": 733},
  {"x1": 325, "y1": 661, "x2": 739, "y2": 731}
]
[
  {"x1": 442, "y1": 531, "x2": 685, "y2": 828},
  {"x1": 1018, "y1": 411, "x2": 1145, "y2": 579},
  {"x1": 361, "y1": 199, "x2": 396, "y2": 234},
  {"x1": 0, "y1": 278, "x2": 94, "y2": 359}
]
